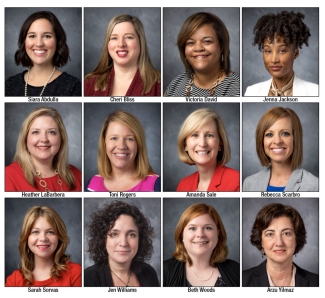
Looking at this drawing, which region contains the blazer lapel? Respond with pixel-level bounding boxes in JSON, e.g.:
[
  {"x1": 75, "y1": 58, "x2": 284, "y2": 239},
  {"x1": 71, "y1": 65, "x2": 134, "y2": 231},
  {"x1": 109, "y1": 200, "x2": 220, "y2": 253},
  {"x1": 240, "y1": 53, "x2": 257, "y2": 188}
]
[
  {"x1": 285, "y1": 168, "x2": 302, "y2": 191},
  {"x1": 294, "y1": 263, "x2": 309, "y2": 286},
  {"x1": 259, "y1": 79, "x2": 272, "y2": 96},
  {"x1": 253, "y1": 261, "x2": 270, "y2": 286},
  {"x1": 293, "y1": 74, "x2": 308, "y2": 96}
]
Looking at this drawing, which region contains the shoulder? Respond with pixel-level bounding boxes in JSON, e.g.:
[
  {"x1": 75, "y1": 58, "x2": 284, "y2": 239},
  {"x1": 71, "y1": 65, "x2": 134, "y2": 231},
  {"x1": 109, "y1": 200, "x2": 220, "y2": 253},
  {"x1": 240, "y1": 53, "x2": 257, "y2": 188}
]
[
  {"x1": 57, "y1": 72, "x2": 81, "y2": 96},
  {"x1": 165, "y1": 72, "x2": 189, "y2": 96},
  {"x1": 243, "y1": 168, "x2": 270, "y2": 191},
  {"x1": 222, "y1": 166, "x2": 240, "y2": 178},
  {"x1": 66, "y1": 262, "x2": 82, "y2": 275},
  {"x1": 69, "y1": 164, "x2": 81, "y2": 177},
  {"x1": 84, "y1": 263, "x2": 102, "y2": 275},
  {"x1": 5, "y1": 270, "x2": 24, "y2": 286},
  {"x1": 299, "y1": 168, "x2": 318, "y2": 191},
  {"x1": 176, "y1": 171, "x2": 198, "y2": 191},
  {"x1": 164, "y1": 257, "x2": 180, "y2": 268},
  {"x1": 60, "y1": 72, "x2": 80, "y2": 83},
  {"x1": 294, "y1": 75, "x2": 318, "y2": 96},
  {"x1": 6, "y1": 71, "x2": 25, "y2": 84},
  {"x1": 244, "y1": 79, "x2": 271, "y2": 96},
  {"x1": 136, "y1": 262, "x2": 160, "y2": 287},
  {"x1": 86, "y1": 175, "x2": 106, "y2": 191},
  {"x1": 5, "y1": 72, "x2": 26, "y2": 96},
  {"x1": 218, "y1": 258, "x2": 240, "y2": 270},
  {"x1": 6, "y1": 161, "x2": 22, "y2": 172},
  {"x1": 295, "y1": 263, "x2": 319, "y2": 286}
]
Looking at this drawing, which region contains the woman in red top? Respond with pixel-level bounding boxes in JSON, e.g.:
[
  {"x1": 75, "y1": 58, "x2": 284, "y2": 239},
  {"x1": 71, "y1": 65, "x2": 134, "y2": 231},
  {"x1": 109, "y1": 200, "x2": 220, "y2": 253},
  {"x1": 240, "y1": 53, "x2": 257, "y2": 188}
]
[
  {"x1": 5, "y1": 206, "x2": 81, "y2": 287},
  {"x1": 5, "y1": 107, "x2": 81, "y2": 192},
  {"x1": 176, "y1": 108, "x2": 239, "y2": 191},
  {"x1": 84, "y1": 14, "x2": 160, "y2": 96}
]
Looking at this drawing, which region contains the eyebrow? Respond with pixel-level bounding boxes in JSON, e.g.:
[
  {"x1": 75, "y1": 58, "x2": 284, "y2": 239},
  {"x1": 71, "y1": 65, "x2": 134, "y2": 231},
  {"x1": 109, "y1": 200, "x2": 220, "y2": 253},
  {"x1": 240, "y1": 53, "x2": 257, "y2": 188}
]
[
  {"x1": 27, "y1": 31, "x2": 54, "y2": 34},
  {"x1": 109, "y1": 229, "x2": 138, "y2": 233},
  {"x1": 110, "y1": 33, "x2": 136, "y2": 36},
  {"x1": 264, "y1": 228, "x2": 294, "y2": 233},
  {"x1": 188, "y1": 36, "x2": 215, "y2": 40}
]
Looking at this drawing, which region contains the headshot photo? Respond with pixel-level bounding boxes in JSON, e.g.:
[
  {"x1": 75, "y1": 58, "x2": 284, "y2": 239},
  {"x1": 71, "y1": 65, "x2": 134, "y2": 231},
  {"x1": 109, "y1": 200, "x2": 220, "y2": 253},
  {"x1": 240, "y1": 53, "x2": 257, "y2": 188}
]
[
  {"x1": 5, "y1": 197, "x2": 82, "y2": 286},
  {"x1": 242, "y1": 198, "x2": 319, "y2": 287},
  {"x1": 5, "y1": 103, "x2": 82, "y2": 192},
  {"x1": 163, "y1": 198, "x2": 240, "y2": 287},
  {"x1": 84, "y1": 198, "x2": 161, "y2": 287},
  {"x1": 84, "y1": 7, "x2": 161, "y2": 96},
  {"x1": 243, "y1": 7, "x2": 319, "y2": 96},
  {"x1": 242, "y1": 103, "x2": 319, "y2": 192},
  {"x1": 5, "y1": 7, "x2": 82, "y2": 96},
  {"x1": 84, "y1": 103, "x2": 161, "y2": 192},
  {"x1": 163, "y1": 7, "x2": 240, "y2": 97},
  {"x1": 163, "y1": 103, "x2": 239, "y2": 191}
]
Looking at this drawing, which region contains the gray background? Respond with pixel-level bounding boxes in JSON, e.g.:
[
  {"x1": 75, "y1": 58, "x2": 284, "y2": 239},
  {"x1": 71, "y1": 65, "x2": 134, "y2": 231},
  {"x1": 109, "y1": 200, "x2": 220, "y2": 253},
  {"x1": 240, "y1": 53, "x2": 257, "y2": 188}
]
[
  {"x1": 84, "y1": 103, "x2": 161, "y2": 188},
  {"x1": 163, "y1": 7, "x2": 240, "y2": 93},
  {"x1": 84, "y1": 198, "x2": 161, "y2": 284},
  {"x1": 242, "y1": 198, "x2": 319, "y2": 274},
  {"x1": 242, "y1": 103, "x2": 319, "y2": 182},
  {"x1": 5, "y1": 197, "x2": 82, "y2": 282},
  {"x1": 242, "y1": 7, "x2": 319, "y2": 96},
  {"x1": 163, "y1": 103, "x2": 240, "y2": 191},
  {"x1": 5, "y1": 7, "x2": 82, "y2": 81},
  {"x1": 84, "y1": 7, "x2": 161, "y2": 77},
  {"x1": 163, "y1": 198, "x2": 240, "y2": 263},
  {"x1": 5, "y1": 103, "x2": 82, "y2": 173}
]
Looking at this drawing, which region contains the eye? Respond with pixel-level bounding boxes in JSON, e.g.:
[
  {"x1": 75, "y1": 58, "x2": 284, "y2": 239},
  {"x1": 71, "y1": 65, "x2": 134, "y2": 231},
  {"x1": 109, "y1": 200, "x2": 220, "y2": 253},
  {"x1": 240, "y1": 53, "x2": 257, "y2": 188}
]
[
  {"x1": 188, "y1": 227, "x2": 196, "y2": 231},
  {"x1": 265, "y1": 232, "x2": 274, "y2": 237},
  {"x1": 108, "y1": 232, "x2": 117, "y2": 238},
  {"x1": 283, "y1": 231, "x2": 292, "y2": 236},
  {"x1": 281, "y1": 131, "x2": 290, "y2": 136},
  {"x1": 186, "y1": 41, "x2": 194, "y2": 46},
  {"x1": 264, "y1": 49, "x2": 271, "y2": 54},
  {"x1": 126, "y1": 137, "x2": 134, "y2": 141},
  {"x1": 205, "y1": 133, "x2": 214, "y2": 138},
  {"x1": 265, "y1": 132, "x2": 273, "y2": 137},
  {"x1": 191, "y1": 133, "x2": 198, "y2": 138},
  {"x1": 47, "y1": 230, "x2": 55, "y2": 235},
  {"x1": 48, "y1": 130, "x2": 57, "y2": 135},
  {"x1": 125, "y1": 36, "x2": 134, "y2": 40},
  {"x1": 110, "y1": 36, "x2": 117, "y2": 41},
  {"x1": 129, "y1": 232, "x2": 137, "y2": 238},
  {"x1": 31, "y1": 130, "x2": 39, "y2": 135},
  {"x1": 31, "y1": 230, "x2": 39, "y2": 234},
  {"x1": 279, "y1": 49, "x2": 287, "y2": 54},
  {"x1": 205, "y1": 226, "x2": 212, "y2": 230},
  {"x1": 110, "y1": 137, "x2": 118, "y2": 141},
  {"x1": 44, "y1": 35, "x2": 52, "y2": 39},
  {"x1": 204, "y1": 40, "x2": 213, "y2": 44},
  {"x1": 27, "y1": 34, "x2": 35, "y2": 39}
]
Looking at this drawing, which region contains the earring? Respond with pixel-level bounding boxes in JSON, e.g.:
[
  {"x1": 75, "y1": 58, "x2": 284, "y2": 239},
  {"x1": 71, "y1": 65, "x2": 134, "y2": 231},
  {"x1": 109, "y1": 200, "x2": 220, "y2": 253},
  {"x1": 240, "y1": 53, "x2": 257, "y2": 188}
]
[
  {"x1": 221, "y1": 54, "x2": 224, "y2": 62},
  {"x1": 261, "y1": 248, "x2": 265, "y2": 258}
]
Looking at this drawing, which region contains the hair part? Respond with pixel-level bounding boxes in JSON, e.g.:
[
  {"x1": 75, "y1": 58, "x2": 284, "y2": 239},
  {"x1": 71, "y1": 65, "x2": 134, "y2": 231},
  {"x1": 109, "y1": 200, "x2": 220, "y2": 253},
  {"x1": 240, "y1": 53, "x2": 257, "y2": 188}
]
[
  {"x1": 15, "y1": 11, "x2": 70, "y2": 67},
  {"x1": 250, "y1": 203, "x2": 306, "y2": 255},
  {"x1": 177, "y1": 12, "x2": 231, "y2": 74},
  {"x1": 86, "y1": 200, "x2": 154, "y2": 273},
  {"x1": 19, "y1": 206, "x2": 70, "y2": 285},
  {"x1": 178, "y1": 108, "x2": 231, "y2": 166},
  {"x1": 173, "y1": 203, "x2": 228, "y2": 266},
  {"x1": 97, "y1": 110, "x2": 154, "y2": 179},
  {"x1": 14, "y1": 107, "x2": 76, "y2": 189},
  {"x1": 255, "y1": 107, "x2": 302, "y2": 170},
  {"x1": 84, "y1": 14, "x2": 160, "y2": 94},
  {"x1": 253, "y1": 11, "x2": 311, "y2": 50}
]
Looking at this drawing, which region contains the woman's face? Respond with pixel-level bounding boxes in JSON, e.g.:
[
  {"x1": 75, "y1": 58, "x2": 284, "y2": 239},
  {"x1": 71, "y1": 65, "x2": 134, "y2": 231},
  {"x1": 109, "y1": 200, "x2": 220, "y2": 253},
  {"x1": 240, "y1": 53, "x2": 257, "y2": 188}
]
[
  {"x1": 105, "y1": 121, "x2": 138, "y2": 172},
  {"x1": 263, "y1": 117, "x2": 294, "y2": 166},
  {"x1": 106, "y1": 214, "x2": 139, "y2": 267},
  {"x1": 263, "y1": 35, "x2": 297, "y2": 82},
  {"x1": 25, "y1": 18, "x2": 57, "y2": 67},
  {"x1": 28, "y1": 216, "x2": 59, "y2": 261},
  {"x1": 182, "y1": 213, "x2": 219, "y2": 260},
  {"x1": 261, "y1": 216, "x2": 296, "y2": 265},
  {"x1": 27, "y1": 116, "x2": 61, "y2": 166},
  {"x1": 185, "y1": 119, "x2": 220, "y2": 169},
  {"x1": 185, "y1": 24, "x2": 222, "y2": 74},
  {"x1": 108, "y1": 21, "x2": 140, "y2": 69}
]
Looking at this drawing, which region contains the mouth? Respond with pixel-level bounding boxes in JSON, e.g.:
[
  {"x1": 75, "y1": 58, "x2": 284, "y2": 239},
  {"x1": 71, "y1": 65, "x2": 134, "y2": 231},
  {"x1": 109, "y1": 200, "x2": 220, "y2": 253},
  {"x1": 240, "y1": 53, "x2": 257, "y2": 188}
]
[
  {"x1": 33, "y1": 50, "x2": 47, "y2": 56},
  {"x1": 116, "y1": 50, "x2": 128, "y2": 57},
  {"x1": 273, "y1": 249, "x2": 286, "y2": 254},
  {"x1": 196, "y1": 150, "x2": 210, "y2": 155},
  {"x1": 193, "y1": 55, "x2": 209, "y2": 59},
  {"x1": 270, "y1": 66, "x2": 282, "y2": 71},
  {"x1": 271, "y1": 148, "x2": 285, "y2": 153},
  {"x1": 193, "y1": 241, "x2": 209, "y2": 245},
  {"x1": 37, "y1": 245, "x2": 50, "y2": 250},
  {"x1": 115, "y1": 250, "x2": 131, "y2": 254},
  {"x1": 37, "y1": 146, "x2": 51, "y2": 150},
  {"x1": 113, "y1": 153, "x2": 129, "y2": 158}
]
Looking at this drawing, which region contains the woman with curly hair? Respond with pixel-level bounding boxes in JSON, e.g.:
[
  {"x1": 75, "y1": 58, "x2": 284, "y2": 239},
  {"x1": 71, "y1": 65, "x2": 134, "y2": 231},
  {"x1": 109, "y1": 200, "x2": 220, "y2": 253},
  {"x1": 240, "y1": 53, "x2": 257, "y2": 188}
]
[
  {"x1": 84, "y1": 200, "x2": 159, "y2": 287},
  {"x1": 244, "y1": 11, "x2": 318, "y2": 96},
  {"x1": 5, "y1": 206, "x2": 81, "y2": 286}
]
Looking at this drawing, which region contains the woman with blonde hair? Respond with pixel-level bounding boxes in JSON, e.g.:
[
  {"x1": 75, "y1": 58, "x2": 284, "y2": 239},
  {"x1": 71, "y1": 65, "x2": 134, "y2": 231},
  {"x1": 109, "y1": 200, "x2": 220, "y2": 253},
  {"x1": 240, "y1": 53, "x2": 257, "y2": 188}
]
[
  {"x1": 177, "y1": 108, "x2": 239, "y2": 191},
  {"x1": 84, "y1": 14, "x2": 160, "y2": 96},
  {"x1": 163, "y1": 203, "x2": 239, "y2": 286},
  {"x1": 5, "y1": 206, "x2": 81, "y2": 286},
  {"x1": 5, "y1": 107, "x2": 81, "y2": 191},
  {"x1": 86, "y1": 110, "x2": 160, "y2": 191}
]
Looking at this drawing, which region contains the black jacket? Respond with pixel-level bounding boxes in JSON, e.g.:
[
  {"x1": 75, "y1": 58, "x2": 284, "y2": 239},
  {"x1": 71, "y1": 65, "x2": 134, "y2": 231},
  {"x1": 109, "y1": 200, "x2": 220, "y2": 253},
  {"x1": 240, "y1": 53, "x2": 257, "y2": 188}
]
[
  {"x1": 84, "y1": 262, "x2": 160, "y2": 287},
  {"x1": 242, "y1": 260, "x2": 319, "y2": 287},
  {"x1": 163, "y1": 257, "x2": 239, "y2": 287}
]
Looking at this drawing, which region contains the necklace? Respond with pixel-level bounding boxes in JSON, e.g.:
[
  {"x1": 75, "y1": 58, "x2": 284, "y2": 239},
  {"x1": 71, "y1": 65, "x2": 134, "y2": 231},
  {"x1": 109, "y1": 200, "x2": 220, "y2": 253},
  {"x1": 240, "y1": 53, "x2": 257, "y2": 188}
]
[
  {"x1": 191, "y1": 268, "x2": 214, "y2": 281},
  {"x1": 25, "y1": 66, "x2": 56, "y2": 96},
  {"x1": 185, "y1": 70, "x2": 224, "y2": 96},
  {"x1": 35, "y1": 170, "x2": 63, "y2": 192},
  {"x1": 111, "y1": 270, "x2": 131, "y2": 287}
]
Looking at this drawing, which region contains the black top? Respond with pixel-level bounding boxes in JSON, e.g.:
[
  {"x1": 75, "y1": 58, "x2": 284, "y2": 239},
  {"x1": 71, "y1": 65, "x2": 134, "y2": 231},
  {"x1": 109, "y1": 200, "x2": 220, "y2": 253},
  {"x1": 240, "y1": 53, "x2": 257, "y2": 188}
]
[
  {"x1": 163, "y1": 257, "x2": 240, "y2": 287},
  {"x1": 5, "y1": 70, "x2": 81, "y2": 96},
  {"x1": 242, "y1": 260, "x2": 319, "y2": 287},
  {"x1": 84, "y1": 262, "x2": 160, "y2": 287}
]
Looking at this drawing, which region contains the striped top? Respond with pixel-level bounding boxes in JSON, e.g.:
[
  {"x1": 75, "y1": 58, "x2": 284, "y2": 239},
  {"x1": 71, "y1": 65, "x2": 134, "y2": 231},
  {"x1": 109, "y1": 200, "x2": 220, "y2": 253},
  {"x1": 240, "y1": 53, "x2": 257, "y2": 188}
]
[{"x1": 164, "y1": 72, "x2": 240, "y2": 97}]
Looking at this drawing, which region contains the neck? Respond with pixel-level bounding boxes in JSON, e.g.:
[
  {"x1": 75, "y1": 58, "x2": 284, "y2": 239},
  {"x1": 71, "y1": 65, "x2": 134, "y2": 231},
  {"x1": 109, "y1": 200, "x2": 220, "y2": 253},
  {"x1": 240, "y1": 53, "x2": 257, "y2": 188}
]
[
  {"x1": 113, "y1": 64, "x2": 138, "y2": 79},
  {"x1": 270, "y1": 161, "x2": 292, "y2": 177},
  {"x1": 29, "y1": 64, "x2": 55, "y2": 77},
  {"x1": 187, "y1": 254, "x2": 212, "y2": 270},
  {"x1": 34, "y1": 255, "x2": 54, "y2": 270},
  {"x1": 32, "y1": 158, "x2": 55, "y2": 176},
  {"x1": 109, "y1": 259, "x2": 131, "y2": 275},
  {"x1": 273, "y1": 71, "x2": 294, "y2": 89},
  {"x1": 196, "y1": 163, "x2": 217, "y2": 190},
  {"x1": 266, "y1": 258, "x2": 293, "y2": 283},
  {"x1": 111, "y1": 165, "x2": 137, "y2": 180},
  {"x1": 193, "y1": 64, "x2": 222, "y2": 89}
]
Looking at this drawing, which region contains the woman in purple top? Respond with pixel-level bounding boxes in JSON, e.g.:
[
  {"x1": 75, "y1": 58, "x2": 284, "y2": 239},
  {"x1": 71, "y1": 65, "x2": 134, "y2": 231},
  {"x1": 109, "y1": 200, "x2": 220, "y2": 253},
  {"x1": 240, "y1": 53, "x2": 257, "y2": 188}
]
[{"x1": 86, "y1": 110, "x2": 160, "y2": 192}]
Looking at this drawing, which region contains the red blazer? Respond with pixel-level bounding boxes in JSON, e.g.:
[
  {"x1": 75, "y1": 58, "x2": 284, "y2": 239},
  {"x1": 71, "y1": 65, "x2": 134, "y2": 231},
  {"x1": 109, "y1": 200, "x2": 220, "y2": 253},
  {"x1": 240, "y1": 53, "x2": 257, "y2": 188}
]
[
  {"x1": 84, "y1": 67, "x2": 161, "y2": 96},
  {"x1": 176, "y1": 164, "x2": 240, "y2": 192}
]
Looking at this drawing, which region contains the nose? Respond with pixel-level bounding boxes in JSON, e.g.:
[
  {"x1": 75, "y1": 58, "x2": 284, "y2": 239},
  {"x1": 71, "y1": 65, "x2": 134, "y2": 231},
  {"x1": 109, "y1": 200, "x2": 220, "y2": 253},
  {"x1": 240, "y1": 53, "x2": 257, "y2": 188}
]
[
  {"x1": 118, "y1": 37, "x2": 126, "y2": 48},
  {"x1": 198, "y1": 135, "x2": 207, "y2": 147},
  {"x1": 119, "y1": 235, "x2": 128, "y2": 246},
  {"x1": 271, "y1": 51, "x2": 279, "y2": 63},
  {"x1": 275, "y1": 234, "x2": 284, "y2": 246},
  {"x1": 193, "y1": 41, "x2": 204, "y2": 52},
  {"x1": 36, "y1": 36, "x2": 44, "y2": 47},
  {"x1": 196, "y1": 228, "x2": 206, "y2": 238},
  {"x1": 273, "y1": 133, "x2": 283, "y2": 144},
  {"x1": 117, "y1": 138, "x2": 127, "y2": 149},
  {"x1": 40, "y1": 132, "x2": 49, "y2": 142},
  {"x1": 39, "y1": 232, "x2": 48, "y2": 241}
]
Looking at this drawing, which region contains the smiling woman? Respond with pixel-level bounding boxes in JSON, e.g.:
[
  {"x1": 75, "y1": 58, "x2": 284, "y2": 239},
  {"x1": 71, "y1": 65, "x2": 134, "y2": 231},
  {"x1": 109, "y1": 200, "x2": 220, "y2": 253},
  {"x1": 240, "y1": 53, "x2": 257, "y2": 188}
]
[
  {"x1": 5, "y1": 11, "x2": 81, "y2": 97},
  {"x1": 5, "y1": 107, "x2": 81, "y2": 192},
  {"x1": 244, "y1": 11, "x2": 318, "y2": 96},
  {"x1": 86, "y1": 110, "x2": 160, "y2": 192},
  {"x1": 5, "y1": 206, "x2": 81, "y2": 287},
  {"x1": 163, "y1": 203, "x2": 239, "y2": 287},
  {"x1": 84, "y1": 14, "x2": 160, "y2": 96},
  {"x1": 164, "y1": 12, "x2": 239, "y2": 97}
]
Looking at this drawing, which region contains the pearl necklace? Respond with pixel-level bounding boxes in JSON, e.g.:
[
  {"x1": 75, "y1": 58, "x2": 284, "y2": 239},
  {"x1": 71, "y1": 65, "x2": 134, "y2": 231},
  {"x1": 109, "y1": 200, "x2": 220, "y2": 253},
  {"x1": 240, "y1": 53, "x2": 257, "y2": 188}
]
[
  {"x1": 35, "y1": 170, "x2": 63, "y2": 192},
  {"x1": 25, "y1": 66, "x2": 56, "y2": 96},
  {"x1": 185, "y1": 70, "x2": 224, "y2": 96}
]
